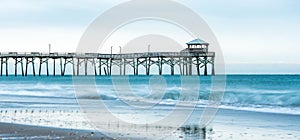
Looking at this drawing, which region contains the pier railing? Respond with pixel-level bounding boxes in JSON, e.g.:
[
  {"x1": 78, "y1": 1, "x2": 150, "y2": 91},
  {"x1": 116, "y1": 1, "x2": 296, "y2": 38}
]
[{"x1": 0, "y1": 52, "x2": 215, "y2": 58}]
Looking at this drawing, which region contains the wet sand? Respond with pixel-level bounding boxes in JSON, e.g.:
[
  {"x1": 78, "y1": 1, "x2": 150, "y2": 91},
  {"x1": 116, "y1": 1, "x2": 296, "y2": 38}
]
[
  {"x1": 209, "y1": 108, "x2": 300, "y2": 140},
  {"x1": 0, "y1": 122, "x2": 114, "y2": 140},
  {"x1": 2, "y1": 109, "x2": 300, "y2": 140}
]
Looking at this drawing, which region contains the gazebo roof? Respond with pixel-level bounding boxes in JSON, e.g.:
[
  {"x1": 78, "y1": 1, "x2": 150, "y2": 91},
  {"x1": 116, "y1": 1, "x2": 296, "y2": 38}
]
[{"x1": 186, "y1": 38, "x2": 209, "y2": 45}]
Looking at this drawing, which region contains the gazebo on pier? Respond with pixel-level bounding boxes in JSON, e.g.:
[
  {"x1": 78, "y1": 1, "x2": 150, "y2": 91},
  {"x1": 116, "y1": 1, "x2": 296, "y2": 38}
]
[{"x1": 181, "y1": 38, "x2": 209, "y2": 53}]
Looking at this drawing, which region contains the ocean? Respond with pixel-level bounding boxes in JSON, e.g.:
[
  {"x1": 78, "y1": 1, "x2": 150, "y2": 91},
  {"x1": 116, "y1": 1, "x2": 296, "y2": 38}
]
[
  {"x1": 1, "y1": 75, "x2": 299, "y2": 113},
  {"x1": 0, "y1": 75, "x2": 300, "y2": 139}
]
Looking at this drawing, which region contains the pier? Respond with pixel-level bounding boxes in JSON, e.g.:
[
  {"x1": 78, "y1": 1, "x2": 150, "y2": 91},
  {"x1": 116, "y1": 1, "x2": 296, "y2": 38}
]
[{"x1": 0, "y1": 39, "x2": 215, "y2": 76}]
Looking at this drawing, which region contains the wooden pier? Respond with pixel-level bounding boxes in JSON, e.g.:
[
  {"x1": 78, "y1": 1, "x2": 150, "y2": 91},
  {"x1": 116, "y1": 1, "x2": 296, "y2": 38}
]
[{"x1": 0, "y1": 39, "x2": 215, "y2": 76}]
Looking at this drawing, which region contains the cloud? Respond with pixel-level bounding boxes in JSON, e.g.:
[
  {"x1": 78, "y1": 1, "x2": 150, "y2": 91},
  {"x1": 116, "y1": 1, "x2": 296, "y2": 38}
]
[
  {"x1": 0, "y1": 0, "x2": 114, "y2": 12},
  {"x1": 184, "y1": 0, "x2": 299, "y2": 20},
  {"x1": 0, "y1": 0, "x2": 46, "y2": 12},
  {"x1": 0, "y1": 0, "x2": 122, "y2": 27}
]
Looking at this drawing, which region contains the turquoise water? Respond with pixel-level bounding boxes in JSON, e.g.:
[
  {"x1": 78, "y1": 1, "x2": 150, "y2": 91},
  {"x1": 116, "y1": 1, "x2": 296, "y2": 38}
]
[{"x1": 0, "y1": 75, "x2": 299, "y2": 114}]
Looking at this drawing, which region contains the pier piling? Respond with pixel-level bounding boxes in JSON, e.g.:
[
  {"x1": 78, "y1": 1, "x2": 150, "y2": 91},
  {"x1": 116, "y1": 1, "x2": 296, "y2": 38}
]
[{"x1": 0, "y1": 52, "x2": 215, "y2": 76}]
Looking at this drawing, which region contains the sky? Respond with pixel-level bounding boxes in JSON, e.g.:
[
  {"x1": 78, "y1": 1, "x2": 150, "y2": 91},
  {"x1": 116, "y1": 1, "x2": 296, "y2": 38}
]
[{"x1": 0, "y1": 0, "x2": 299, "y2": 74}]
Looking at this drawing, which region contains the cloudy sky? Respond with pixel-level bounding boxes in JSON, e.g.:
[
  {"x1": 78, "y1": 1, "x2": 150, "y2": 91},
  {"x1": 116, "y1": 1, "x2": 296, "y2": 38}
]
[{"x1": 0, "y1": 0, "x2": 299, "y2": 74}]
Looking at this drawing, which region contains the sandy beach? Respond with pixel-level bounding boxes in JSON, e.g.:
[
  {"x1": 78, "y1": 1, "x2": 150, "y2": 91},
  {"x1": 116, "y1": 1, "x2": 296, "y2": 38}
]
[{"x1": 1, "y1": 107, "x2": 300, "y2": 139}]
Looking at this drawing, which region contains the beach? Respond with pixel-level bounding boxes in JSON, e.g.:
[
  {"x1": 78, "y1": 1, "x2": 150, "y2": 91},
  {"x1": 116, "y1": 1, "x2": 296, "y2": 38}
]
[
  {"x1": 1, "y1": 108, "x2": 300, "y2": 139},
  {"x1": 211, "y1": 108, "x2": 300, "y2": 140}
]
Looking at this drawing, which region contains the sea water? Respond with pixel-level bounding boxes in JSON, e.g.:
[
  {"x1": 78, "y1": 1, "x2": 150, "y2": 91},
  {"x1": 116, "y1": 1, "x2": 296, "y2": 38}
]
[
  {"x1": 0, "y1": 75, "x2": 299, "y2": 138},
  {"x1": 1, "y1": 75, "x2": 299, "y2": 113}
]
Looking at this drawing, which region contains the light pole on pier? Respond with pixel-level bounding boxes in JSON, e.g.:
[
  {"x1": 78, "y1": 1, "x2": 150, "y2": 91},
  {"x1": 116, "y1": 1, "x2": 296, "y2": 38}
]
[
  {"x1": 48, "y1": 44, "x2": 51, "y2": 54},
  {"x1": 111, "y1": 46, "x2": 113, "y2": 56},
  {"x1": 119, "y1": 46, "x2": 122, "y2": 75}
]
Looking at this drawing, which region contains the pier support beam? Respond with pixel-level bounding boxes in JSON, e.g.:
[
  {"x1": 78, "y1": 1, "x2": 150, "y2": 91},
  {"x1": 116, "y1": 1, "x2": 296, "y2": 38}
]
[
  {"x1": 60, "y1": 57, "x2": 75, "y2": 76},
  {"x1": 72, "y1": 58, "x2": 75, "y2": 76},
  {"x1": 1, "y1": 58, "x2": 8, "y2": 76},
  {"x1": 98, "y1": 59, "x2": 102, "y2": 76},
  {"x1": 185, "y1": 58, "x2": 188, "y2": 75},
  {"x1": 196, "y1": 57, "x2": 200, "y2": 76},
  {"x1": 53, "y1": 59, "x2": 56, "y2": 76},
  {"x1": 46, "y1": 59, "x2": 49, "y2": 76},
  {"x1": 0, "y1": 58, "x2": 3, "y2": 76},
  {"x1": 60, "y1": 58, "x2": 64, "y2": 76},
  {"x1": 188, "y1": 57, "x2": 192, "y2": 75},
  {"x1": 25, "y1": 58, "x2": 35, "y2": 76},
  {"x1": 77, "y1": 58, "x2": 80, "y2": 76},
  {"x1": 135, "y1": 58, "x2": 139, "y2": 75},
  {"x1": 102, "y1": 59, "x2": 109, "y2": 76},
  {"x1": 123, "y1": 59, "x2": 126, "y2": 75},
  {"x1": 5, "y1": 58, "x2": 8, "y2": 76},
  {"x1": 109, "y1": 59, "x2": 112, "y2": 76},
  {"x1": 158, "y1": 57, "x2": 162, "y2": 75},
  {"x1": 14, "y1": 58, "x2": 24, "y2": 76},
  {"x1": 119, "y1": 59, "x2": 122, "y2": 75},
  {"x1": 93, "y1": 59, "x2": 97, "y2": 76},
  {"x1": 211, "y1": 57, "x2": 215, "y2": 76},
  {"x1": 39, "y1": 58, "x2": 49, "y2": 76},
  {"x1": 14, "y1": 59, "x2": 17, "y2": 76},
  {"x1": 146, "y1": 58, "x2": 150, "y2": 76},
  {"x1": 170, "y1": 57, "x2": 175, "y2": 75},
  {"x1": 204, "y1": 57, "x2": 208, "y2": 76},
  {"x1": 84, "y1": 59, "x2": 88, "y2": 76},
  {"x1": 179, "y1": 58, "x2": 183, "y2": 76}
]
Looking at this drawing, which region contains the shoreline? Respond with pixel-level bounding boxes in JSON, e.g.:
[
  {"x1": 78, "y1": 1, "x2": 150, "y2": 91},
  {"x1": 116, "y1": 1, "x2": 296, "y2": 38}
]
[{"x1": 0, "y1": 122, "x2": 207, "y2": 140}]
